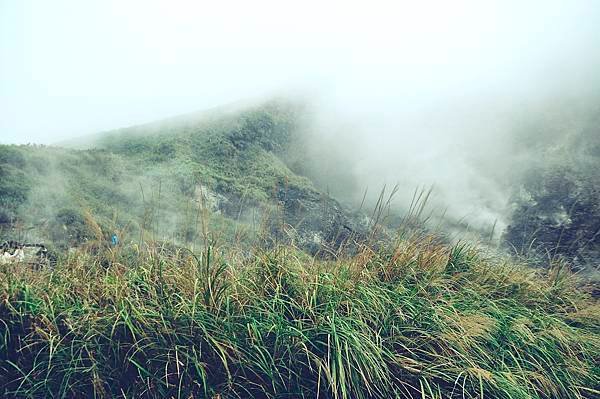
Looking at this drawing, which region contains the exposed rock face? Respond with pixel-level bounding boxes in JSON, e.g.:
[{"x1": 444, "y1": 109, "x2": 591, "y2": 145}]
[
  {"x1": 504, "y1": 165, "x2": 600, "y2": 272},
  {"x1": 194, "y1": 185, "x2": 229, "y2": 214},
  {"x1": 269, "y1": 184, "x2": 368, "y2": 256}
]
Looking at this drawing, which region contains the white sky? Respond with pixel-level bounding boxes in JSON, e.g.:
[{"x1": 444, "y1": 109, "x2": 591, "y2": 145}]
[{"x1": 1, "y1": 0, "x2": 600, "y2": 144}]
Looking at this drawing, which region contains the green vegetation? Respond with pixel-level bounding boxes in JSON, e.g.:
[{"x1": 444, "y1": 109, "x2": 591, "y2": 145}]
[
  {"x1": 0, "y1": 146, "x2": 31, "y2": 224},
  {"x1": 3, "y1": 99, "x2": 599, "y2": 269},
  {"x1": 1, "y1": 236, "x2": 598, "y2": 398},
  {"x1": 0, "y1": 101, "x2": 329, "y2": 252},
  {"x1": 1, "y1": 99, "x2": 599, "y2": 397},
  {"x1": 96, "y1": 100, "x2": 311, "y2": 204}
]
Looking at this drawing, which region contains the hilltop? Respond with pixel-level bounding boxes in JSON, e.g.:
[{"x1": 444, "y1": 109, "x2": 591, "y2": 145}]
[{"x1": 0, "y1": 100, "x2": 366, "y2": 255}]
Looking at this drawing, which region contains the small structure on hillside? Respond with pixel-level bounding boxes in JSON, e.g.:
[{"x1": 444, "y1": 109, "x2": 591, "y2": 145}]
[{"x1": 0, "y1": 240, "x2": 53, "y2": 269}]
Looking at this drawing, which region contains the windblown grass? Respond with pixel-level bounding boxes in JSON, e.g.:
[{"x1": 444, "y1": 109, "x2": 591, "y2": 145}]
[{"x1": 0, "y1": 238, "x2": 598, "y2": 398}]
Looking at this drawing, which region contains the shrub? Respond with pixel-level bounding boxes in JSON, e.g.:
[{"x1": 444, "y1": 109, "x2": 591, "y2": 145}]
[{"x1": 49, "y1": 208, "x2": 96, "y2": 247}]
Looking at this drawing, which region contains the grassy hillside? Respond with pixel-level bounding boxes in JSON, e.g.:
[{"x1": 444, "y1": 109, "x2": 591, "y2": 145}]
[
  {"x1": 2, "y1": 98, "x2": 598, "y2": 269},
  {"x1": 1, "y1": 237, "x2": 598, "y2": 398},
  {"x1": 1, "y1": 98, "x2": 599, "y2": 397},
  {"x1": 0, "y1": 100, "x2": 363, "y2": 255}
]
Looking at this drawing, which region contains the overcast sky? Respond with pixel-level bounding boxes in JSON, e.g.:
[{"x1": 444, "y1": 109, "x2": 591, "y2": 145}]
[{"x1": 1, "y1": 0, "x2": 599, "y2": 144}]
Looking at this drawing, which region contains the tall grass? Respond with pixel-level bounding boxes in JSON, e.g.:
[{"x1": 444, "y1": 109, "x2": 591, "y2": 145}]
[{"x1": 1, "y1": 235, "x2": 598, "y2": 398}]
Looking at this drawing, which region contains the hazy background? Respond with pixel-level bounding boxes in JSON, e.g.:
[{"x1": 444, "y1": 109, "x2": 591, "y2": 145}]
[{"x1": 2, "y1": 0, "x2": 600, "y2": 231}]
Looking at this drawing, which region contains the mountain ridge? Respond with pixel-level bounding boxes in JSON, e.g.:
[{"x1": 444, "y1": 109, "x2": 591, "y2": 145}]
[{"x1": 0, "y1": 99, "x2": 366, "y2": 255}]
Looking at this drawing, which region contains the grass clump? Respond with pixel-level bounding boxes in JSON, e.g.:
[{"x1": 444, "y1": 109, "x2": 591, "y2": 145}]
[{"x1": 0, "y1": 239, "x2": 598, "y2": 398}]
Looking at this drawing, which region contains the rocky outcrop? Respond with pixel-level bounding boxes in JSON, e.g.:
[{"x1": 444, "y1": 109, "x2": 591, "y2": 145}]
[{"x1": 269, "y1": 183, "x2": 369, "y2": 256}]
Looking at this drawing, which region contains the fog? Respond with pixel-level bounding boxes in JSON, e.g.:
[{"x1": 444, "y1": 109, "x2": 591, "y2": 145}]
[{"x1": 2, "y1": 0, "x2": 600, "y2": 232}]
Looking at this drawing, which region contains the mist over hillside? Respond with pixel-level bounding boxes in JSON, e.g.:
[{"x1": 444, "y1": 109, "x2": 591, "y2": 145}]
[
  {"x1": 285, "y1": 93, "x2": 600, "y2": 271},
  {"x1": 1, "y1": 96, "x2": 599, "y2": 275},
  {"x1": 2, "y1": 3, "x2": 600, "y2": 397},
  {"x1": 2, "y1": 98, "x2": 600, "y2": 398},
  {"x1": 1, "y1": 101, "x2": 370, "y2": 258},
  {"x1": 2, "y1": 1, "x2": 600, "y2": 268}
]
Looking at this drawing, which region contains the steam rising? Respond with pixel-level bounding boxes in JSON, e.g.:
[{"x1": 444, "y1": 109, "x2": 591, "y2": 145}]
[{"x1": 2, "y1": 1, "x2": 600, "y2": 234}]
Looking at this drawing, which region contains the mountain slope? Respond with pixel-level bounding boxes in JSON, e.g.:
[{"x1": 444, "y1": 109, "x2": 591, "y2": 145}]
[{"x1": 0, "y1": 100, "x2": 364, "y2": 254}]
